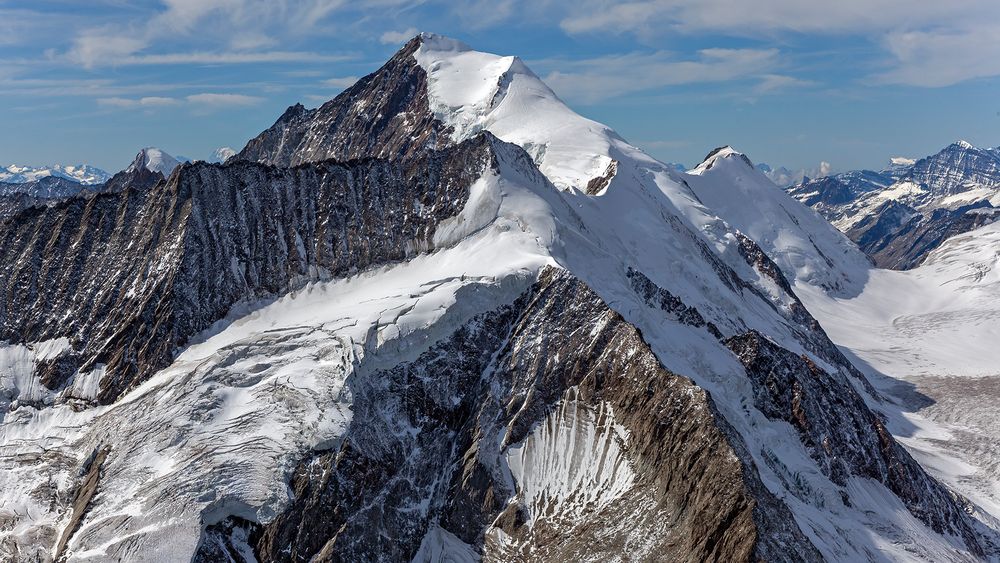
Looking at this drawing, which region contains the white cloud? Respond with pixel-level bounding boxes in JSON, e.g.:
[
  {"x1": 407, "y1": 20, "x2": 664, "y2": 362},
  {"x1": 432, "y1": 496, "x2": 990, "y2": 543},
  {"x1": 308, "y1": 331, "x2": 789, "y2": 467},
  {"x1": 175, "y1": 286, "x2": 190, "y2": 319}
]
[
  {"x1": 760, "y1": 161, "x2": 835, "y2": 186},
  {"x1": 97, "y1": 93, "x2": 262, "y2": 111},
  {"x1": 63, "y1": 0, "x2": 359, "y2": 68},
  {"x1": 100, "y1": 51, "x2": 350, "y2": 66},
  {"x1": 879, "y1": 24, "x2": 1000, "y2": 87},
  {"x1": 97, "y1": 97, "x2": 142, "y2": 108},
  {"x1": 558, "y1": 0, "x2": 983, "y2": 36},
  {"x1": 97, "y1": 96, "x2": 180, "y2": 108},
  {"x1": 538, "y1": 48, "x2": 783, "y2": 104},
  {"x1": 70, "y1": 34, "x2": 148, "y2": 68},
  {"x1": 380, "y1": 28, "x2": 420, "y2": 44},
  {"x1": 323, "y1": 76, "x2": 360, "y2": 89},
  {"x1": 140, "y1": 96, "x2": 181, "y2": 106},
  {"x1": 554, "y1": 0, "x2": 1000, "y2": 87},
  {"x1": 186, "y1": 93, "x2": 263, "y2": 107},
  {"x1": 754, "y1": 74, "x2": 814, "y2": 94}
]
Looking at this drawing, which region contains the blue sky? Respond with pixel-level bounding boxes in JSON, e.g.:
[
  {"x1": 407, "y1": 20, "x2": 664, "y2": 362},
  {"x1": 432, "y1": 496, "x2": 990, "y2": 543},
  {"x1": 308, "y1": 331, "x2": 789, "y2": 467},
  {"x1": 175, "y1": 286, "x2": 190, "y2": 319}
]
[{"x1": 2, "y1": 0, "x2": 999, "y2": 174}]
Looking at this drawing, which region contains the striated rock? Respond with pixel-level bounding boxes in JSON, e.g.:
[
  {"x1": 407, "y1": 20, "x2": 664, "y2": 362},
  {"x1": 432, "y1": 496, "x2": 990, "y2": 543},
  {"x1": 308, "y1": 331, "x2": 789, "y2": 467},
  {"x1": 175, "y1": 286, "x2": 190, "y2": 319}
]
[
  {"x1": 726, "y1": 331, "x2": 990, "y2": 556},
  {"x1": 237, "y1": 36, "x2": 451, "y2": 167},
  {"x1": 54, "y1": 445, "x2": 110, "y2": 562},
  {"x1": 0, "y1": 134, "x2": 500, "y2": 404}
]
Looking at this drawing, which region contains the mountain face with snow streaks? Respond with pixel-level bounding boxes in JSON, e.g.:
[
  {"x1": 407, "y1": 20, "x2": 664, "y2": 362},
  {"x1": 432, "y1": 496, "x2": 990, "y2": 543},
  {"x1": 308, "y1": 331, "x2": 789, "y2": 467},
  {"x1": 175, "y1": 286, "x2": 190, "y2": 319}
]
[{"x1": 0, "y1": 33, "x2": 997, "y2": 563}]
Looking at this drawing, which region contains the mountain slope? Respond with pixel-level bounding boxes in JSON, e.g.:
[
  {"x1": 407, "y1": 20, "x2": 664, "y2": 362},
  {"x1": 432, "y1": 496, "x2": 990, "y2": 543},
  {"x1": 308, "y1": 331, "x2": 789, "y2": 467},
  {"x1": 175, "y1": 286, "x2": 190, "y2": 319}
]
[
  {"x1": 0, "y1": 33, "x2": 996, "y2": 563},
  {"x1": 794, "y1": 219, "x2": 1000, "y2": 527}
]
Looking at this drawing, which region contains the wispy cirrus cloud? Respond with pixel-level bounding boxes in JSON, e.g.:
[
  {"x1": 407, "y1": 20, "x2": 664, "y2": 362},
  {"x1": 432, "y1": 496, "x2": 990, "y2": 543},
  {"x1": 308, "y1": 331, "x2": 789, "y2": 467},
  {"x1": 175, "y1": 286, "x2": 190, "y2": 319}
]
[
  {"x1": 186, "y1": 92, "x2": 264, "y2": 106},
  {"x1": 380, "y1": 28, "x2": 420, "y2": 45},
  {"x1": 878, "y1": 24, "x2": 1000, "y2": 87},
  {"x1": 557, "y1": 0, "x2": 976, "y2": 36},
  {"x1": 536, "y1": 48, "x2": 789, "y2": 104},
  {"x1": 63, "y1": 0, "x2": 359, "y2": 68},
  {"x1": 322, "y1": 76, "x2": 361, "y2": 89},
  {"x1": 98, "y1": 96, "x2": 181, "y2": 108},
  {"x1": 554, "y1": 0, "x2": 1000, "y2": 88},
  {"x1": 71, "y1": 49, "x2": 353, "y2": 68},
  {"x1": 97, "y1": 92, "x2": 263, "y2": 112}
]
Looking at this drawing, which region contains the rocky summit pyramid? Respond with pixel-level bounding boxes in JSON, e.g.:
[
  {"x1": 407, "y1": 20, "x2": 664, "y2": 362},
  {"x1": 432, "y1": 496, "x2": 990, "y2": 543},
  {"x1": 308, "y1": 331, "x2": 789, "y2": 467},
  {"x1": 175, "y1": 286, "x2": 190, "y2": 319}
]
[{"x1": 0, "y1": 34, "x2": 997, "y2": 562}]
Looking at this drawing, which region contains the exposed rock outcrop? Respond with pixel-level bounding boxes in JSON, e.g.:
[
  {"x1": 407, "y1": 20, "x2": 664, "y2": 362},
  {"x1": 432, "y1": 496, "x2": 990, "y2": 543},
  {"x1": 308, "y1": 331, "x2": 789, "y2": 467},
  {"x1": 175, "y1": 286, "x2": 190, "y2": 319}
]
[{"x1": 0, "y1": 134, "x2": 500, "y2": 403}]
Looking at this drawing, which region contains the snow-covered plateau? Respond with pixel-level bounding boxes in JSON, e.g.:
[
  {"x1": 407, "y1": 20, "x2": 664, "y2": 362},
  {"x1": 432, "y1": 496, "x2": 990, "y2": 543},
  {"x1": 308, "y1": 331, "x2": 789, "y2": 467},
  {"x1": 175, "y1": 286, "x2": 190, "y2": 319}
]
[{"x1": 1, "y1": 33, "x2": 999, "y2": 563}]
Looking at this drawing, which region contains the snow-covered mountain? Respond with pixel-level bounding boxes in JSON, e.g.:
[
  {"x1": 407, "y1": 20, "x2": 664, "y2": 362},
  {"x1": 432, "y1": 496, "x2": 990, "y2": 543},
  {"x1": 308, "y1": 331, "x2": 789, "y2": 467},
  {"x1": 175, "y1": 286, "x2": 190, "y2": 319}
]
[
  {"x1": 125, "y1": 147, "x2": 183, "y2": 177},
  {"x1": 787, "y1": 141, "x2": 1000, "y2": 269},
  {"x1": 1, "y1": 33, "x2": 998, "y2": 563},
  {"x1": 0, "y1": 163, "x2": 109, "y2": 185},
  {"x1": 208, "y1": 146, "x2": 236, "y2": 163}
]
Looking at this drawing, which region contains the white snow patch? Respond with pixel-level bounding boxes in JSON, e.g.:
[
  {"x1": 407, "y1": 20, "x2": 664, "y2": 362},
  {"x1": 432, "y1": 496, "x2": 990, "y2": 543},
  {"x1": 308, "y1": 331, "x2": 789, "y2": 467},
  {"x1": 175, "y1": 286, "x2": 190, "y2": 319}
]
[{"x1": 504, "y1": 392, "x2": 635, "y2": 525}]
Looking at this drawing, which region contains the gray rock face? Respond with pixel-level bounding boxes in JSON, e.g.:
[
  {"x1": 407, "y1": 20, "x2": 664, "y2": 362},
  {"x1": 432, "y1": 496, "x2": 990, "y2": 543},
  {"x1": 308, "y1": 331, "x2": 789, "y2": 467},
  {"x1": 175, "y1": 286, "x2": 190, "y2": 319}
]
[
  {"x1": 237, "y1": 36, "x2": 450, "y2": 167},
  {"x1": 0, "y1": 176, "x2": 87, "y2": 199},
  {"x1": 726, "y1": 331, "x2": 991, "y2": 557},
  {"x1": 0, "y1": 134, "x2": 496, "y2": 404},
  {"x1": 905, "y1": 141, "x2": 1000, "y2": 195}
]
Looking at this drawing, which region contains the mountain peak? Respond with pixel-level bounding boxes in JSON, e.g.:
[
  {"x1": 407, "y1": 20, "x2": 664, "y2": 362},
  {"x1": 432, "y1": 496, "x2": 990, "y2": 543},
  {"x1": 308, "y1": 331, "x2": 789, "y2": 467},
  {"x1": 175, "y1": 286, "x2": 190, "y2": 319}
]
[
  {"x1": 692, "y1": 145, "x2": 754, "y2": 173},
  {"x1": 125, "y1": 147, "x2": 182, "y2": 177}
]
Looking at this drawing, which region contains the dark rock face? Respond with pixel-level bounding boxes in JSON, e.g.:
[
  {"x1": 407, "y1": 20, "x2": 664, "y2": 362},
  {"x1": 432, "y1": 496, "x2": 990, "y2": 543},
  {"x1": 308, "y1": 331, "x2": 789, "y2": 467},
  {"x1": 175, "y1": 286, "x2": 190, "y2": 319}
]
[
  {"x1": 847, "y1": 200, "x2": 999, "y2": 269},
  {"x1": 726, "y1": 331, "x2": 991, "y2": 557},
  {"x1": 237, "y1": 36, "x2": 451, "y2": 167},
  {"x1": 0, "y1": 134, "x2": 499, "y2": 404},
  {"x1": 219, "y1": 268, "x2": 819, "y2": 563},
  {"x1": 584, "y1": 159, "x2": 617, "y2": 195},
  {"x1": 626, "y1": 266, "x2": 722, "y2": 338},
  {"x1": 54, "y1": 445, "x2": 111, "y2": 561},
  {"x1": 101, "y1": 151, "x2": 166, "y2": 194},
  {"x1": 904, "y1": 142, "x2": 1000, "y2": 195}
]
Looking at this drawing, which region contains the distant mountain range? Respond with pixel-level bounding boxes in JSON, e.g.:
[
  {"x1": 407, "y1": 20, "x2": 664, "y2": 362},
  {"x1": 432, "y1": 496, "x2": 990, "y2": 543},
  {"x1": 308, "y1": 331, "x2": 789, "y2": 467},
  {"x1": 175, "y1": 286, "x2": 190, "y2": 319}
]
[
  {"x1": 0, "y1": 163, "x2": 110, "y2": 185},
  {"x1": 786, "y1": 141, "x2": 1000, "y2": 268}
]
